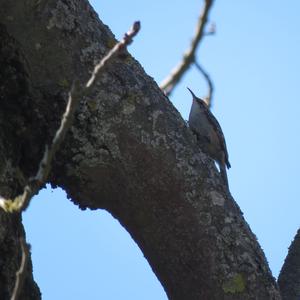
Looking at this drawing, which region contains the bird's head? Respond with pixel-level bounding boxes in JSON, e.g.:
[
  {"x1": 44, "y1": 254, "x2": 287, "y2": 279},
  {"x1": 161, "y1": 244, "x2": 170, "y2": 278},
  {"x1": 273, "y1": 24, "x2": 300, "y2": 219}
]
[{"x1": 187, "y1": 88, "x2": 208, "y2": 109}]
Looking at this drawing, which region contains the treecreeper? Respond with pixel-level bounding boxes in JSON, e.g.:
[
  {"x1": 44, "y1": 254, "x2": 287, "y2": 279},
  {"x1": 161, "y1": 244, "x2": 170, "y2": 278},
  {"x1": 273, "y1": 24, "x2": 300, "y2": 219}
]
[{"x1": 187, "y1": 88, "x2": 231, "y2": 188}]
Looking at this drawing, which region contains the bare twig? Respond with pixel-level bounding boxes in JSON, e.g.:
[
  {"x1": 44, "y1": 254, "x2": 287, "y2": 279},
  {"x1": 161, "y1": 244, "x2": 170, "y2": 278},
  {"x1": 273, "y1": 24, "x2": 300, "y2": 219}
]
[
  {"x1": 0, "y1": 21, "x2": 141, "y2": 214},
  {"x1": 160, "y1": 0, "x2": 214, "y2": 96},
  {"x1": 194, "y1": 60, "x2": 214, "y2": 107},
  {"x1": 86, "y1": 21, "x2": 141, "y2": 90},
  {"x1": 11, "y1": 238, "x2": 30, "y2": 300}
]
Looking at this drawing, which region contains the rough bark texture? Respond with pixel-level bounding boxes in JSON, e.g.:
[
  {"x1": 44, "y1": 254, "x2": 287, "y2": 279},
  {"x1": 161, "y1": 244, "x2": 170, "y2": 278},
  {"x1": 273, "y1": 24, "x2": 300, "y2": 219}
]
[
  {"x1": 0, "y1": 23, "x2": 41, "y2": 300},
  {"x1": 278, "y1": 229, "x2": 300, "y2": 300},
  {"x1": 0, "y1": 1, "x2": 282, "y2": 299}
]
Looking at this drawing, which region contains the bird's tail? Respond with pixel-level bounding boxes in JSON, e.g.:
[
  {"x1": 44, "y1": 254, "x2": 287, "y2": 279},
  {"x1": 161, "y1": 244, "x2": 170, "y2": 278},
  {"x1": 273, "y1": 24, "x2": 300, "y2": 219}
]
[{"x1": 220, "y1": 164, "x2": 229, "y2": 189}]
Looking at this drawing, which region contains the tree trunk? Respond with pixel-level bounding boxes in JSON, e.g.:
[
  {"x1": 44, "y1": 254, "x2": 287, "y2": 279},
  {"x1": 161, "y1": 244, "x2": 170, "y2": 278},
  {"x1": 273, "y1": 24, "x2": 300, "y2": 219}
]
[
  {"x1": 278, "y1": 229, "x2": 300, "y2": 300},
  {"x1": 0, "y1": 1, "x2": 281, "y2": 299}
]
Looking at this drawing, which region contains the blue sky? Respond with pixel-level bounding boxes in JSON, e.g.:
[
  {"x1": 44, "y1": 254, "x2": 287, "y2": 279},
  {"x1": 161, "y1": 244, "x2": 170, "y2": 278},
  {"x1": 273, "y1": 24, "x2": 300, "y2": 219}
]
[{"x1": 23, "y1": 1, "x2": 300, "y2": 299}]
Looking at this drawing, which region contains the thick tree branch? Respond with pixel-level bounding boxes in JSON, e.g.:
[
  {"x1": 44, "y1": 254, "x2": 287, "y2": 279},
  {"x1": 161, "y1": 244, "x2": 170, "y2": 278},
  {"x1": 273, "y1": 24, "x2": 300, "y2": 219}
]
[
  {"x1": 0, "y1": 21, "x2": 141, "y2": 213},
  {"x1": 160, "y1": 0, "x2": 214, "y2": 96},
  {"x1": 0, "y1": 23, "x2": 41, "y2": 300},
  {"x1": 278, "y1": 229, "x2": 300, "y2": 300},
  {"x1": 1, "y1": 19, "x2": 140, "y2": 300}
]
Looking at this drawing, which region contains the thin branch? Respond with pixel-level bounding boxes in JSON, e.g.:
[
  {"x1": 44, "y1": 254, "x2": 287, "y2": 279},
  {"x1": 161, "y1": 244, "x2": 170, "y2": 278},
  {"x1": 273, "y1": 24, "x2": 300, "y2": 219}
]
[
  {"x1": 11, "y1": 238, "x2": 30, "y2": 300},
  {"x1": 86, "y1": 21, "x2": 141, "y2": 90},
  {"x1": 194, "y1": 60, "x2": 214, "y2": 107},
  {"x1": 160, "y1": 0, "x2": 214, "y2": 96},
  {"x1": 0, "y1": 21, "x2": 141, "y2": 213}
]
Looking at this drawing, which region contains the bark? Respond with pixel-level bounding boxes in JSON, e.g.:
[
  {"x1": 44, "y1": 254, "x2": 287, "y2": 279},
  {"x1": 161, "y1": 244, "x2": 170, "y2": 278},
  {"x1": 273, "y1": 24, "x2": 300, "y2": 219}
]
[
  {"x1": 278, "y1": 229, "x2": 300, "y2": 300},
  {"x1": 0, "y1": 23, "x2": 41, "y2": 300},
  {"x1": 0, "y1": 1, "x2": 281, "y2": 299}
]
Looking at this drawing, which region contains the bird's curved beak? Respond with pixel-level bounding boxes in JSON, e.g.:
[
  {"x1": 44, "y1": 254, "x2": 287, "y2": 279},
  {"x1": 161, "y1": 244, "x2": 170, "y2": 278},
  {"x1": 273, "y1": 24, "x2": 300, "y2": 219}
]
[{"x1": 187, "y1": 87, "x2": 196, "y2": 99}]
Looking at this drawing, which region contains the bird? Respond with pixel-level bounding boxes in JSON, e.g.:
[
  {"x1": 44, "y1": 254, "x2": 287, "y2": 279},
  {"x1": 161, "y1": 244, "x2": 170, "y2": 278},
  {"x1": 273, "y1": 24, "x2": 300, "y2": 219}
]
[{"x1": 187, "y1": 88, "x2": 231, "y2": 187}]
